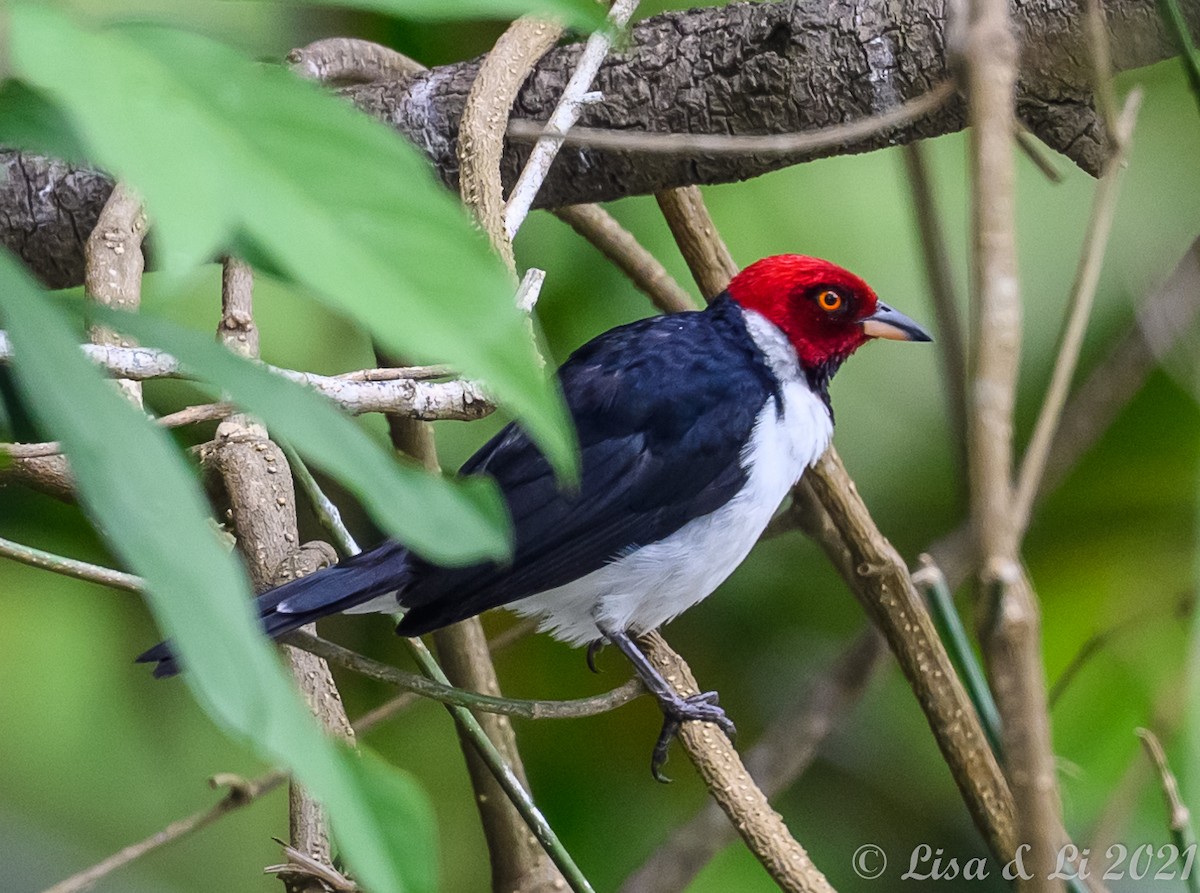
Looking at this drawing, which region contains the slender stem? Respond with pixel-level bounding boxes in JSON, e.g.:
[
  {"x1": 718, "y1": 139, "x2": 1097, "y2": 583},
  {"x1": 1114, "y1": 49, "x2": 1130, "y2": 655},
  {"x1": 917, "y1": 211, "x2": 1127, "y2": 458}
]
[
  {"x1": 913, "y1": 557, "x2": 1003, "y2": 755},
  {"x1": 508, "y1": 79, "x2": 956, "y2": 158},
  {"x1": 404, "y1": 637, "x2": 597, "y2": 893},
  {"x1": 0, "y1": 535, "x2": 143, "y2": 592},
  {"x1": 1136, "y1": 728, "x2": 1200, "y2": 893},
  {"x1": 619, "y1": 630, "x2": 884, "y2": 893},
  {"x1": 282, "y1": 443, "x2": 360, "y2": 556},
  {"x1": 285, "y1": 630, "x2": 641, "y2": 720},
  {"x1": 966, "y1": 0, "x2": 1064, "y2": 886},
  {"x1": 503, "y1": 0, "x2": 640, "y2": 239}
]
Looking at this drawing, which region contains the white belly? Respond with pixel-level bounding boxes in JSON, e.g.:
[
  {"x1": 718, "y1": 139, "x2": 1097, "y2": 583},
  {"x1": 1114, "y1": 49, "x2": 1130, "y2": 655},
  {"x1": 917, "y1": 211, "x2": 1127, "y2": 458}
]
[{"x1": 508, "y1": 371, "x2": 832, "y2": 646}]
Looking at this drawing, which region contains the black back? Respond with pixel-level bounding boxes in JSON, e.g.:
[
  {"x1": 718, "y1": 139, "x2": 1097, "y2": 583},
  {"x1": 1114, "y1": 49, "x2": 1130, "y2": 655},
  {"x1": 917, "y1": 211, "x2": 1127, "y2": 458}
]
[{"x1": 396, "y1": 297, "x2": 777, "y2": 635}]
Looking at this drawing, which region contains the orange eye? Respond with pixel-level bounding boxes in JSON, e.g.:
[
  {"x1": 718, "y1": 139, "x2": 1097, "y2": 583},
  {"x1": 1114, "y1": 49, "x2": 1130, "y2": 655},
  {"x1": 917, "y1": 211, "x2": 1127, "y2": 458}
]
[{"x1": 816, "y1": 290, "x2": 843, "y2": 312}]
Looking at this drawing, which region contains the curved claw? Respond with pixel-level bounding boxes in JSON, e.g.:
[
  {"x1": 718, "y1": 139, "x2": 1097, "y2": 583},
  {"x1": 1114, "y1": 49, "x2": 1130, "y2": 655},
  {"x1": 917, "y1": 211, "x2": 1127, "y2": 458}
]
[
  {"x1": 586, "y1": 640, "x2": 605, "y2": 674},
  {"x1": 648, "y1": 691, "x2": 738, "y2": 782},
  {"x1": 651, "y1": 717, "x2": 681, "y2": 783}
]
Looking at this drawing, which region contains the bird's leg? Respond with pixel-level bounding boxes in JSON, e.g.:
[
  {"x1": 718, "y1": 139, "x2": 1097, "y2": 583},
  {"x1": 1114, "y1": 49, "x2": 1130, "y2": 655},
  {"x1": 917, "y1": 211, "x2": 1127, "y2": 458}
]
[{"x1": 595, "y1": 620, "x2": 737, "y2": 782}]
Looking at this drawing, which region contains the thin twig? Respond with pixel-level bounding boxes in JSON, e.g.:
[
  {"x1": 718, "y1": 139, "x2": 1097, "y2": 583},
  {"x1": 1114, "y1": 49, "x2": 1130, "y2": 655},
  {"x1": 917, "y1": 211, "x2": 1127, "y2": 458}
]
[
  {"x1": 1157, "y1": 0, "x2": 1200, "y2": 115},
  {"x1": 1014, "y1": 125, "x2": 1064, "y2": 183},
  {"x1": 1012, "y1": 91, "x2": 1142, "y2": 533},
  {"x1": 284, "y1": 443, "x2": 360, "y2": 556},
  {"x1": 1135, "y1": 728, "x2": 1200, "y2": 893},
  {"x1": 654, "y1": 186, "x2": 739, "y2": 301},
  {"x1": 286, "y1": 630, "x2": 642, "y2": 720},
  {"x1": 1049, "y1": 591, "x2": 1193, "y2": 707},
  {"x1": 503, "y1": 0, "x2": 641, "y2": 239},
  {"x1": 38, "y1": 773, "x2": 289, "y2": 893},
  {"x1": 0, "y1": 535, "x2": 143, "y2": 592},
  {"x1": 507, "y1": 80, "x2": 956, "y2": 157}
]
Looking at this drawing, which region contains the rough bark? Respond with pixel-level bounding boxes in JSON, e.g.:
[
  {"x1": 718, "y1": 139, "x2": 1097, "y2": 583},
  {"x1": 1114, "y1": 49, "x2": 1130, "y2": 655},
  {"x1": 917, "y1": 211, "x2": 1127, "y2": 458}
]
[{"x1": 4, "y1": 0, "x2": 1197, "y2": 288}]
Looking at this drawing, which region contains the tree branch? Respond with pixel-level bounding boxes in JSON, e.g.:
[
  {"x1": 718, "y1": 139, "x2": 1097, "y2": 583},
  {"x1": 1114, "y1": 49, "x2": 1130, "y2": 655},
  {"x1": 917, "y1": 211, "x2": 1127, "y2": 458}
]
[
  {"x1": 655, "y1": 176, "x2": 1021, "y2": 870},
  {"x1": 636, "y1": 633, "x2": 837, "y2": 893},
  {"x1": 207, "y1": 258, "x2": 351, "y2": 891},
  {"x1": 84, "y1": 182, "x2": 146, "y2": 405},
  {"x1": 0, "y1": 334, "x2": 495, "y2": 421},
  {"x1": 965, "y1": 0, "x2": 1064, "y2": 886},
  {"x1": 619, "y1": 630, "x2": 884, "y2": 893},
  {"x1": 8, "y1": 0, "x2": 1198, "y2": 287}
]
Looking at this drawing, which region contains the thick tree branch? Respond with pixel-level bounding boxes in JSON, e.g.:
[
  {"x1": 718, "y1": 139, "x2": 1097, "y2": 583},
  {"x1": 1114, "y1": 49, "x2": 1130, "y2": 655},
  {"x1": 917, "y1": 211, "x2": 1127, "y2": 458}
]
[{"x1": 6, "y1": 0, "x2": 1198, "y2": 288}]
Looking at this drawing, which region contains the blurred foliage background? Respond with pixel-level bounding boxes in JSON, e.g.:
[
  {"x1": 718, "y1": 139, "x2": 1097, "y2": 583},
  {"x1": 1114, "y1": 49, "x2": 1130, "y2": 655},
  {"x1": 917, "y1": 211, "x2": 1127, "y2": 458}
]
[{"x1": 2, "y1": 1, "x2": 1199, "y2": 891}]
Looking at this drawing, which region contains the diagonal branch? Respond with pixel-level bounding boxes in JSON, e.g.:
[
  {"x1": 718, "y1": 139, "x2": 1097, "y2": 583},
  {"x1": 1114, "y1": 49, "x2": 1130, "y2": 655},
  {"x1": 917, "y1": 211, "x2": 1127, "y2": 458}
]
[
  {"x1": 637, "y1": 633, "x2": 837, "y2": 893},
  {"x1": 619, "y1": 630, "x2": 884, "y2": 893},
  {"x1": 655, "y1": 180, "x2": 1021, "y2": 867}
]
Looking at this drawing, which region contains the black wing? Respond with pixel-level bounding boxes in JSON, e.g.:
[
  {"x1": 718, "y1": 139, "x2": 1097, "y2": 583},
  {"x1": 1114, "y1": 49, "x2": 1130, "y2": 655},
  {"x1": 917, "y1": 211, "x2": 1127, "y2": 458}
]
[{"x1": 397, "y1": 300, "x2": 776, "y2": 635}]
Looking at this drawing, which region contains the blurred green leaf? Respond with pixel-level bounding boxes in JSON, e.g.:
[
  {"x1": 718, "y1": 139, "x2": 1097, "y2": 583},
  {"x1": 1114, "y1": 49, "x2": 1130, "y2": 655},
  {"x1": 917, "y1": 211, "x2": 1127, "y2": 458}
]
[
  {"x1": 0, "y1": 249, "x2": 435, "y2": 893},
  {"x1": 265, "y1": 0, "x2": 605, "y2": 28},
  {"x1": 5, "y1": 4, "x2": 577, "y2": 482},
  {"x1": 1158, "y1": 0, "x2": 1200, "y2": 116},
  {"x1": 89, "y1": 303, "x2": 510, "y2": 564},
  {"x1": 0, "y1": 81, "x2": 90, "y2": 164}
]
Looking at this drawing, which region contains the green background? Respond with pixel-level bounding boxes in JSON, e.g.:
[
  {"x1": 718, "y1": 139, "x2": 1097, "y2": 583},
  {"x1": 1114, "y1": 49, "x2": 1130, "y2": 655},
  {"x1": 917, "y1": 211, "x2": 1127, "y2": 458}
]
[{"x1": 2, "y1": 2, "x2": 1199, "y2": 891}]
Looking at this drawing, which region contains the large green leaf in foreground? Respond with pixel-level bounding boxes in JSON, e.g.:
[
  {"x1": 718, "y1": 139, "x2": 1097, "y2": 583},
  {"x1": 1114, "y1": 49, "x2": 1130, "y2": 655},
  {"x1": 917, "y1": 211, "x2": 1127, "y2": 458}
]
[
  {"x1": 6, "y1": 4, "x2": 576, "y2": 480},
  {"x1": 0, "y1": 251, "x2": 436, "y2": 893},
  {"x1": 89, "y1": 303, "x2": 509, "y2": 565}
]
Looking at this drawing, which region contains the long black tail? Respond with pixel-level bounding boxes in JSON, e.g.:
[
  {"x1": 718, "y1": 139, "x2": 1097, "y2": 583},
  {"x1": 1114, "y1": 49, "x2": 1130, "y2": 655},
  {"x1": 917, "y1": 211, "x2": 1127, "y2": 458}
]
[{"x1": 136, "y1": 541, "x2": 412, "y2": 678}]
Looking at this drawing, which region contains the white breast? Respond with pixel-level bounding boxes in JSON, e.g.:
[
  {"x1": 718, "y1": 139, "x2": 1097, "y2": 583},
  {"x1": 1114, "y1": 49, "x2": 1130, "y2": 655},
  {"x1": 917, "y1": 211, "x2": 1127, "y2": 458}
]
[{"x1": 508, "y1": 310, "x2": 833, "y2": 646}]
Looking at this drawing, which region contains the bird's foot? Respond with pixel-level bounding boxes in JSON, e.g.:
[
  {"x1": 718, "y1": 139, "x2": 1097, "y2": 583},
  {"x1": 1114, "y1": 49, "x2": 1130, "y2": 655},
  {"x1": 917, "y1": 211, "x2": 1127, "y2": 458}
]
[{"x1": 650, "y1": 690, "x2": 737, "y2": 783}]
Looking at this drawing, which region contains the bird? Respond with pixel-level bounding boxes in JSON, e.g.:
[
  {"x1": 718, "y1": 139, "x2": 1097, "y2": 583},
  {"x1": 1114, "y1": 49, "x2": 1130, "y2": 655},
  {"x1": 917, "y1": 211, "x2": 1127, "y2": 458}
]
[{"x1": 139, "y1": 254, "x2": 930, "y2": 780}]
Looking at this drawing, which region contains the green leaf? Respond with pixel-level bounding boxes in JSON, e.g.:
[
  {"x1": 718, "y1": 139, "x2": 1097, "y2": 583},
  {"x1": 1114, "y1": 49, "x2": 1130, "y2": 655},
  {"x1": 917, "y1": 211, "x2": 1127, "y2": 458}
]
[
  {"x1": 0, "y1": 249, "x2": 435, "y2": 893},
  {"x1": 5, "y1": 4, "x2": 577, "y2": 482},
  {"x1": 0, "y1": 81, "x2": 90, "y2": 164},
  {"x1": 88, "y1": 302, "x2": 510, "y2": 565},
  {"x1": 261, "y1": 0, "x2": 606, "y2": 28}
]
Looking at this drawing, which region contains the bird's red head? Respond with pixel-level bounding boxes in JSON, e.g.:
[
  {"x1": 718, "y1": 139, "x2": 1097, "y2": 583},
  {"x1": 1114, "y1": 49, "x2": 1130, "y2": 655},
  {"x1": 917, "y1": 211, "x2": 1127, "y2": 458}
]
[{"x1": 726, "y1": 255, "x2": 930, "y2": 372}]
